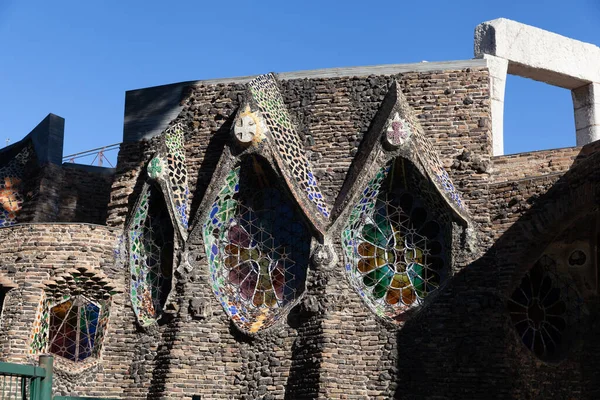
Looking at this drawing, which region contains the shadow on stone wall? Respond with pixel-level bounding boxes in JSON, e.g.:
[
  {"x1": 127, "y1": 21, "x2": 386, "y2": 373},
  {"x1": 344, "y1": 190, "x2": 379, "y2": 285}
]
[
  {"x1": 187, "y1": 115, "x2": 232, "y2": 224},
  {"x1": 394, "y1": 147, "x2": 600, "y2": 399},
  {"x1": 284, "y1": 306, "x2": 322, "y2": 400}
]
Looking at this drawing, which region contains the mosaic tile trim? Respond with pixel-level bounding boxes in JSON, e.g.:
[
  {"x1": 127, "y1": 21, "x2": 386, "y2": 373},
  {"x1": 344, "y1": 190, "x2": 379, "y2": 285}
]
[
  {"x1": 203, "y1": 164, "x2": 311, "y2": 333},
  {"x1": 29, "y1": 291, "x2": 49, "y2": 355},
  {"x1": 341, "y1": 160, "x2": 449, "y2": 323},
  {"x1": 148, "y1": 123, "x2": 190, "y2": 234},
  {"x1": 508, "y1": 255, "x2": 586, "y2": 362},
  {"x1": 410, "y1": 127, "x2": 465, "y2": 212},
  {"x1": 248, "y1": 74, "x2": 329, "y2": 219},
  {"x1": 0, "y1": 144, "x2": 32, "y2": 227},
  {"x1": 128, "y1": 185, "x2": 174, "y2": 327}
]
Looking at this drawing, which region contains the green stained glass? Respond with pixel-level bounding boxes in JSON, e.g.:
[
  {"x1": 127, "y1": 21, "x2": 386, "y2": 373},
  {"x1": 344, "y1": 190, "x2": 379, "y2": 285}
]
[{"x1": 341, "y1": 159, "x2": 449, "y2": 323}]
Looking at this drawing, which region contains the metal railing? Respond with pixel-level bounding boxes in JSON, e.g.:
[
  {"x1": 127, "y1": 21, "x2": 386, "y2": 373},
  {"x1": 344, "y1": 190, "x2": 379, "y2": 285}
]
[
  {"x1": 62, "y1": 144, "x2": 120, "y2": 168},
  {"x1": 0, "y1": 356, "x2": 52, "y2": 400}
]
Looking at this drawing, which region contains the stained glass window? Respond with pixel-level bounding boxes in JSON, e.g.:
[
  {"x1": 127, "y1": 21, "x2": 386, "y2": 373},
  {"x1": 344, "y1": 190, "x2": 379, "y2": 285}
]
[
  {"x1": 341, "y1": 158, "x2": 450, "y2": 322},
  {"x1": 0, "y1": 287, "x2": 6, "y2": 322},
  {"x1": 203, "y1": 156, "x2": 311, "y2": 333},
  {"x1": 508, "y1": 255, "x2": 585, "y2": 362},
  {"x1": 0, "y1": 143, "x2": 32, "y2": 227},
  {"x1": 129, "y1": 184, "x2": 174, "y2": 326},
  {"x1": 48, "y1": 296, "x2": 104, "y2": 362}
]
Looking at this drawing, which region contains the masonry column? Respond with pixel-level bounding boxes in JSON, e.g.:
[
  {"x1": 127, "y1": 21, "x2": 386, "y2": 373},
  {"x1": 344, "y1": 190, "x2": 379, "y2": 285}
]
[
  {"x1": 572, "y1": 82, "x2": 600, "y2": 145},
  {"x1": 482, "y1": 54, "x2": 508, "y2": 156}
]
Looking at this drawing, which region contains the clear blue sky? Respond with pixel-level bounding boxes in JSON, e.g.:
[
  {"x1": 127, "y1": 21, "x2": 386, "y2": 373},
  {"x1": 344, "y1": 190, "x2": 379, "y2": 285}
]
[{"x1": 1, "y1": 0, "x2": 598, "y2": 165}]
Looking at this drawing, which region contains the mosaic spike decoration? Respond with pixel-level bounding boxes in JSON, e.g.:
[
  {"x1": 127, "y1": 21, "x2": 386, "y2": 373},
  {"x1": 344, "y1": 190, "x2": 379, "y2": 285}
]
[
  {"x1": 30, "y1": 291, "x2": 49, "y2": 355},
  {"x1": 147, "y1": 123, "x2": 190, "y2": 234},
  {"x1": 128, "y1": 185, "x2": 175, "y2": 327},
  {"x1": 341, "y1": 160, "x2": 449, "y2": 323},
  {"x1": 202, "y1": 164, "x2": 311, "y2": 333},
  {"x1": 247, "y1": 74, "x2": 329, "y2": 220},
  {"x1": 47, "y1": 296, "x2": 107, "y2": 362},
  {"x1": 508, "y1": 255, "x2": 586, "y2": 363},
  {"x1": 382, "y1": 82, "x2": 466, "y2": 216},
  {"x1": 0, "y1": 144, "x2": 32, "y2": 227}
]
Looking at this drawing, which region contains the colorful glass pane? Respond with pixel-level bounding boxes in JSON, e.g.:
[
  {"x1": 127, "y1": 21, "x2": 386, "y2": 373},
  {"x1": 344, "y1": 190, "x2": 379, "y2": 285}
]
[
  {"x1": 48, "y1": 296, "x2": 102, "y2": 362},
  {"x1": 0, "y1": 143, "x2": 32, "y2": 227},
  {"x1": 508, "y1": 255, "x2": 585, "y2": 362},
  {"x1": 203, "y1": 159, "x2": 311, "y2": 333},
  {"x1": 129, "y1": 185, "x2": 174, "y2": 326},
  {"x1": 341, "y1": 159, "x2": 449, "y2": 322}
]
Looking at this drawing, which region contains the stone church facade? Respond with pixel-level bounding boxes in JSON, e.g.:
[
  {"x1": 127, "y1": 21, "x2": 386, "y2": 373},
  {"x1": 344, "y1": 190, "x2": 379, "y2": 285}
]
[{"x1": 0, "y1": 19, "x2": 598, "y2": 399}]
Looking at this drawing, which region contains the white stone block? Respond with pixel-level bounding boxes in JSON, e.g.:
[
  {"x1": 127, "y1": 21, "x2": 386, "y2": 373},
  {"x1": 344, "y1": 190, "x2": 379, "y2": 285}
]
[{"x1": 475, "y1": 18, "x2": 600, "y2": 89}]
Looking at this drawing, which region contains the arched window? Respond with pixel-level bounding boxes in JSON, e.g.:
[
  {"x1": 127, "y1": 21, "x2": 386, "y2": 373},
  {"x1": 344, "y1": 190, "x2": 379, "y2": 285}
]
[
  {"x1": 129, "y1": 184, "x2": 175, "y2": 326},
  {"x1": 508, "y1": 211, "x2": 594, "y2": 362},
  {"x1": 508, "y1": 255, "x2": 584, "y2": 363},
  {"x1": 341, "y1": 158, "x2": 451, "y2": 323},
  {"x1": 203, "y1": 156, "x2": 311, "y2": 333}
]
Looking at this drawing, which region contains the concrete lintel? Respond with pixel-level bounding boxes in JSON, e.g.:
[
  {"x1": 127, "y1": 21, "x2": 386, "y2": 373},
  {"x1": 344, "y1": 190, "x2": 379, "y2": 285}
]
[{"x1": 475, "y1": 18, "x2": 600, "y2": 89}]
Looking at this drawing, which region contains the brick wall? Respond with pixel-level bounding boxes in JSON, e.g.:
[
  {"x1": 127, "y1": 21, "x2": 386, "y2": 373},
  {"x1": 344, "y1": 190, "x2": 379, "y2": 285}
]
[
  {"x1": 491, "y1": 140, "x2": 600, "y2": 183},
  {"x1": 19, "y1": 164, "x2": 113, "y2": 225}
]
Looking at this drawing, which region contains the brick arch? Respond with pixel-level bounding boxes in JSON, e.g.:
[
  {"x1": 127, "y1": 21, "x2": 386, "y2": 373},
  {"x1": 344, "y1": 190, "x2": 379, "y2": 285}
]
[
  {"x1": 501, "y1": 173, "x2": 598, "y2": 364},
  {"x1": 0, "y1": 273, "x2": 18, "y2": 325}
]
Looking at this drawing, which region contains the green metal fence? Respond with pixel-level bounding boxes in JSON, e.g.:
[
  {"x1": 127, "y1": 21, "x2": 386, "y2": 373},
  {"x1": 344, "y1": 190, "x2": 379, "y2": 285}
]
[
  {"x1": 0, "y1": 357, "x2": 117, "y2": 400},
  {"x1": 0, "y1": 356, "x2": 52, "y2": 400}
]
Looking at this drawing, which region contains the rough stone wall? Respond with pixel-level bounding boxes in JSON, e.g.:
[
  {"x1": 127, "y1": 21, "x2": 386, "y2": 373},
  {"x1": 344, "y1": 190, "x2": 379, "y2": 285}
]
[
  {"x1": 481, "y1": 148, "x2": 600, "y2": 399},
  {"x1": 56, "y1": 165, "x2": 114, "y2": 224},
  {"x1": 491, "y1": 141, "x2": 600, "y2": 183},
  {"x1": 100, "y1": 67, "x2": 493, "y2": 399},
  {"x1": 19, "y1": 164, "x2": 113, "y2": 225}
]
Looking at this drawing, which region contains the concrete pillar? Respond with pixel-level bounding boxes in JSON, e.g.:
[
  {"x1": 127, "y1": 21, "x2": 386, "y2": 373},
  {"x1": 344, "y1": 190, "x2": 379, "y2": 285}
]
[
  {"x1": 572, "y1": 82, "x2": 600, "y2": 145},
  {"x1": 483, "y1": 55, "x2": 508, "y2": 156}
]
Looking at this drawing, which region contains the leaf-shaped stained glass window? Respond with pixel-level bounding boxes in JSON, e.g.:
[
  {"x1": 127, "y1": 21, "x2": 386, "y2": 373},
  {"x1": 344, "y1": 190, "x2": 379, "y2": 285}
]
[
  {"x1": 341, "y1": 158, "x2": 451, "y2": 323},
  {"x1": 203, "y1": 156, "x2": 311, "y2": 333},
  {"x1": 129, "y1": 184, "x2": 174, "y2": 326}
]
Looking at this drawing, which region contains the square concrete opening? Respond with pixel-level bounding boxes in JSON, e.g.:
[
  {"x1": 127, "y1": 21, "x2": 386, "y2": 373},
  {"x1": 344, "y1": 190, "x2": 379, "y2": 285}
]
[{"x1": 504, "y1": 75, "x2": 575, "y2": 154}]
